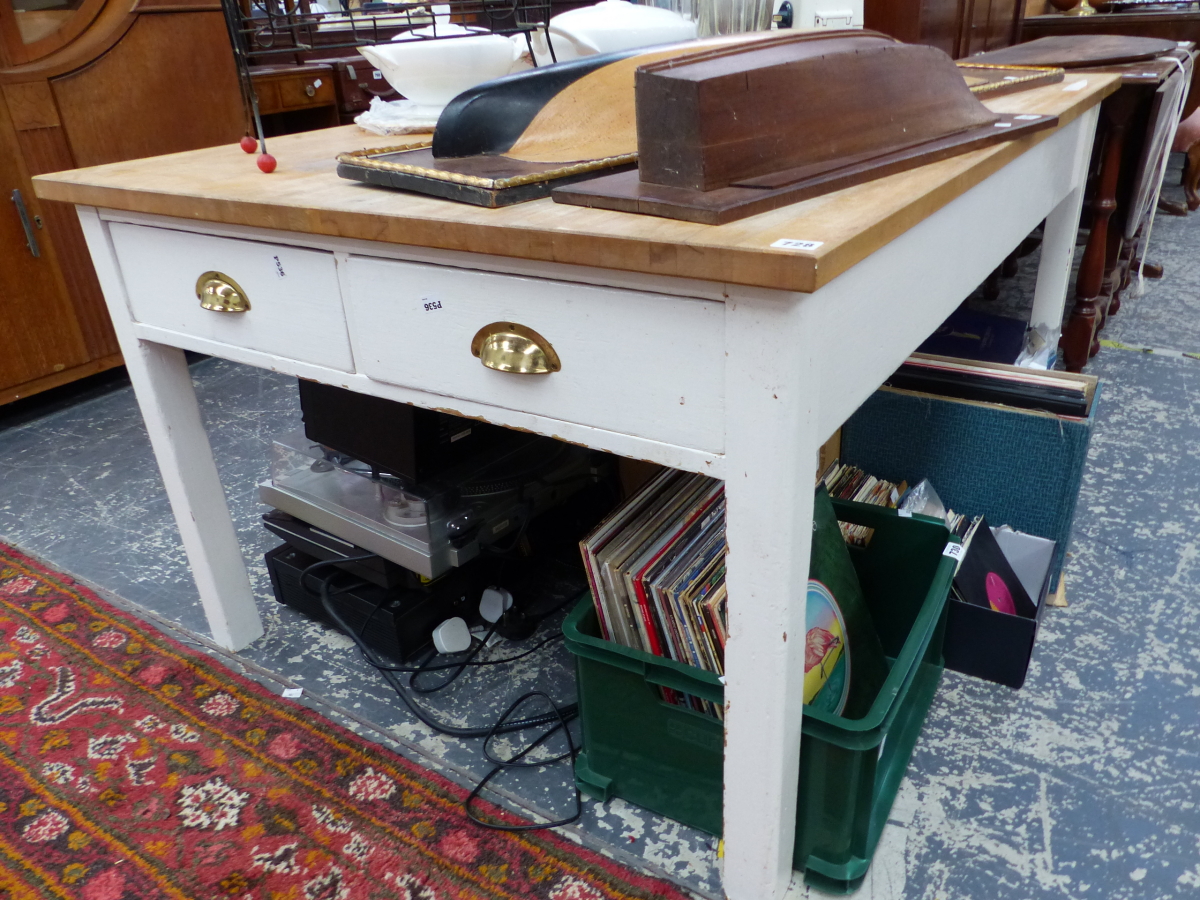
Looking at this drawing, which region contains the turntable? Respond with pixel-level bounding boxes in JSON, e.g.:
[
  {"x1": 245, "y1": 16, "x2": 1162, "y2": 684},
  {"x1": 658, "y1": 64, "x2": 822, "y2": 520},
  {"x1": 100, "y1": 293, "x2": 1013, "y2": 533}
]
[{"x1": 259, "y1": 429, "x2": 603, "y2": 579}]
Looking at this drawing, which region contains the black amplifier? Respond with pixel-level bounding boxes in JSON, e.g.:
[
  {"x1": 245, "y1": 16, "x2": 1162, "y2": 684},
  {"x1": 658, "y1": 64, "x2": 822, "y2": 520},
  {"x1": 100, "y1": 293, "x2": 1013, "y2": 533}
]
[
  {"x1": 298, "y1": 380, "x2": 530, "y2": 483},
  {"x1": 265, "y1": 543, "x2": 489, "y2": 662}
]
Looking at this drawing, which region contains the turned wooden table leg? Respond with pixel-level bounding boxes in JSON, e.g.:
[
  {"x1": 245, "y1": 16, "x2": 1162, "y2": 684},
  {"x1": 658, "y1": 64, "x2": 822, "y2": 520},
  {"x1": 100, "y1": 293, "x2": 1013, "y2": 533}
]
[
  {"x1": 1101, "y1": 225, "x2": 1125, "y2": 323},
  {"x1": 1103, "y1": 297, "x2": 1119, "y2": 325},
  {"x1": 1186, "y1": 143, "x2": 1200, "y2": 212},
  {"x1": 1062, "y1": 92, "x2": 1137, "y2": 372},
  {"x1": 982, "y1": 265, "x2": 1002, "y2": 300}
]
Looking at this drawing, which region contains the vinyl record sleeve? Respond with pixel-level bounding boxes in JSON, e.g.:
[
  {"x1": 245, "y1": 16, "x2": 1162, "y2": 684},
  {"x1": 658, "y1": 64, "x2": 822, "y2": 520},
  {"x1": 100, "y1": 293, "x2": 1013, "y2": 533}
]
[
  {"x1": 602, "y1": 474, "x2": 711, "y2": 654},
  {"x1": 917, "y1": 307, "x2": 1026, "y2": 365},
  {"x1": 806, "y1": 486, "x2": 889, "y2": 719},
  {"x1": 701, "y1": 582, "x2": 728, "y2": 666},
  {"x1": 580, "y1": 468, "x2": 681, "y2": 644},
  {"x1": 646, "y1": 499, "x2": 726, "y2": 664},
  {"x1": 657, "y1": 519, "x2": 726, "y2": 665},
  {"x1": 687, "y1": 561, "x2": 726, "y2": 674},
  {"x1": 626, "y1": 482, "x2": 724, "y2": 658},
  {"x1": 954, "y1": 516, "x2": 1037, "y2": 618}
]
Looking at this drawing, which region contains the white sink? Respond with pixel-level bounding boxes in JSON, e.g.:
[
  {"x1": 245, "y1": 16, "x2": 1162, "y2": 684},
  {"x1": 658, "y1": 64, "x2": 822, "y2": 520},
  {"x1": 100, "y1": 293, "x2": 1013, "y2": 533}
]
[{"x1": 359, "y1": 20, "x2": 520, "y2": 108}]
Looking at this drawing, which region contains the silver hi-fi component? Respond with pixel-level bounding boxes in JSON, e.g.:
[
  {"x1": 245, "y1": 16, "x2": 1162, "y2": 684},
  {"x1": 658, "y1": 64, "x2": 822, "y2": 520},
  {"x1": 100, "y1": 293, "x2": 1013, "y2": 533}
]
[{"x1": 259, "y1": 430, "x2": 597, "y2": 579}]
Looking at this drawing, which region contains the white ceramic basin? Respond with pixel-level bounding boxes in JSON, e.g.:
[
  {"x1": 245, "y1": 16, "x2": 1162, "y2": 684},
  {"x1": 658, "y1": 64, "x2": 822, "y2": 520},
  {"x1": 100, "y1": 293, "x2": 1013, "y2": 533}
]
[
  {"x1": 532, "y1": 0, "x2": 698, "y2": 65},
  {"x1": 359, "y1": 25, "x2": 520, "y2": 108}
]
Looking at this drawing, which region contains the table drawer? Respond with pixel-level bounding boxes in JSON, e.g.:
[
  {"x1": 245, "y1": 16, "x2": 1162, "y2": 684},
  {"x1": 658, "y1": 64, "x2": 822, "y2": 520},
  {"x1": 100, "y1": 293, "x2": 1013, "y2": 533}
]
[
  {"x1": 110, "y1": 223, "x2": 354, "y2": 372},
  {"x1": 344, "y1": 257, "x2": 726, "y2": 452}
]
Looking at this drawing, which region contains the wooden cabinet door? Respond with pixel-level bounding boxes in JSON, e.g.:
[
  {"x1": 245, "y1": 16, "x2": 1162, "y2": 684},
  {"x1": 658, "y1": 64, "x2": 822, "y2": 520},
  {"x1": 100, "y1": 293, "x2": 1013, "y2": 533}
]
[
  {"x1": 960, "y1": 0, "x2": 991, "y2": 58},
  {"x1": 983, "y1": 0, "x2": 1020, "y2": 52},
  {"x1": 919, "y1": 0, "x2": 966, "y2": 58},
  {"x1": 958, "y1": 0, "x2": 1020, "y2": 58},
  {"x1": 50, "y1": 11, "x2": 243, "y2": 168},
  {"x1": 0, "y1": 99, "x2": 88, "y2": 394}
]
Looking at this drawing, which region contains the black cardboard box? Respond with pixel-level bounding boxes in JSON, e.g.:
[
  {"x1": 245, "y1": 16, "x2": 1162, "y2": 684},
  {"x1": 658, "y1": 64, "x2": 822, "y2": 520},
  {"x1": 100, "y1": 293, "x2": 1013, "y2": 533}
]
[{"x1": 943, "y1": 528, "x2": 1055, "y2": 689}]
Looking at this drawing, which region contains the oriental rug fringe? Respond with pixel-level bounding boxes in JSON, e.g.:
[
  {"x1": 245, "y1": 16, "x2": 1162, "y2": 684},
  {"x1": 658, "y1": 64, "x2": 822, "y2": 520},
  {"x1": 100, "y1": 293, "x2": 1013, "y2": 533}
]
[{"x1": 0, "y1": 545, "x2": 694, "y2": 900}]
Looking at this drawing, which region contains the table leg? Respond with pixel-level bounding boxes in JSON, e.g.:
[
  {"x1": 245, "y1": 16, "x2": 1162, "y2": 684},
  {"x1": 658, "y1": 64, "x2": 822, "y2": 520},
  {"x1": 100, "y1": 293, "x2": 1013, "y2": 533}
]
[
  {"x1": 1101, "y1": 225, "x2": 1125, "y2": 321},
  {"x1": 1029, "y1": 106, "x2": 1098, "y2": 349},
  {"x1": 1030, "y1": 188, "x2": 1085, "y2": 339},
  {"x1": 77, "y1": 207, "x2": 265, "y2": 651},
  {"x1": 1062, "y1": 92, "x2": 1138, "y2": 372},
  {"x1": 722, "y1": 292, "x2": 821, "y2": 900},
  {"x1": 1185, "y1": 142, "x2": 1200, "y2": 212}
]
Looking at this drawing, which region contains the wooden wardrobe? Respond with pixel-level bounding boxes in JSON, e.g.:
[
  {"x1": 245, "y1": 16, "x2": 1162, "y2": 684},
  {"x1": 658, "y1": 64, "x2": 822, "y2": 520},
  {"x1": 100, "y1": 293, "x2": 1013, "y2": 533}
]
[
  {"x1": 864, "y1": 0, "x2": 1023, "y2": 59},
  {"x1": 0, "y1": 0, "x2": 243, "y2": 405}
]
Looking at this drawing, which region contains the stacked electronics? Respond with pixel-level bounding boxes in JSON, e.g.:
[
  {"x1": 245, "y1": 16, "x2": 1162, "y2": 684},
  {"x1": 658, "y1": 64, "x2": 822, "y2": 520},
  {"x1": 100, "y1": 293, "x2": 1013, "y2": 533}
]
[{"x1": 261, "y1": 381, "x2": 614, "y2": 662}]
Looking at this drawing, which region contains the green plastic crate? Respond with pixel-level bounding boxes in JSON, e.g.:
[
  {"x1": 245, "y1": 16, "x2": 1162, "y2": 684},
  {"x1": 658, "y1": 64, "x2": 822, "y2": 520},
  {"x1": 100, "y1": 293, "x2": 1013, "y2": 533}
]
[{"x1": 563, "y1": 499, "x2": 954, "y2": 894}]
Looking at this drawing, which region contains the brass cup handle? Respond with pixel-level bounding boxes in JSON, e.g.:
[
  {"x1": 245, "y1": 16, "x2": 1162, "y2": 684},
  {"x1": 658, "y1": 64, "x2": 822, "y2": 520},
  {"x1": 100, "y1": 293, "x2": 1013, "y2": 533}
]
[
  {"x1": 196, "y1": 271, "x2": 250, "y2": 313},
  {"x1": 470, "y1": 322, "x2": 560, "y2": 375}
]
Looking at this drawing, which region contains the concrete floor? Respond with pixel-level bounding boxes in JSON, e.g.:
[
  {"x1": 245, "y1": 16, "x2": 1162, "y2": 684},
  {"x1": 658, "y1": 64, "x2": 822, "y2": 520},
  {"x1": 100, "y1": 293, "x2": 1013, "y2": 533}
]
[{"x1": 2, "y1": 161, "x2": 1199, "y2": 899}]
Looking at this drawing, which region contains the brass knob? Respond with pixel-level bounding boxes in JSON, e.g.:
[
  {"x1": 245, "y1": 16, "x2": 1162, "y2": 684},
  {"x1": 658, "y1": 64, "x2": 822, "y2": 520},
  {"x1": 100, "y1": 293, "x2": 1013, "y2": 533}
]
[
  {"x1": 471, "y1": 322, "x2": 560, "y2": 375},
  {"x1": 196, "y1": 271, "x2": 250, "y2": 313}
]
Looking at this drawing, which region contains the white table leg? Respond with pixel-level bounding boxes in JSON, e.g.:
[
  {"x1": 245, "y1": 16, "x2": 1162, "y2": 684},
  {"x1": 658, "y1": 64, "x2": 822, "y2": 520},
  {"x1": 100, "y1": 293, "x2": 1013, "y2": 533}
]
[
  {"x1": 77, "y1": 207, "x2": 264, "y2": 651},
  {"x1": 722, "y1": 291, "x2": 822, "y2": 900},
  {"x1": 1030, "y1": 105, "x2": 1101, "y2": 338}
]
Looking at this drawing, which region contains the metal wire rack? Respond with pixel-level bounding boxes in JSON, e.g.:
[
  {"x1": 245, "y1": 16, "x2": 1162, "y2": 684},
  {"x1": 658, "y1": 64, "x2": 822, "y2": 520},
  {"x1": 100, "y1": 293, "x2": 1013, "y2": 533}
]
[
  {"x1": 222, "y1": 0, "x2": 555, "y2": 62},
  {"x1": 220, "y1": 0, "x2": 558, "y2": 141}
]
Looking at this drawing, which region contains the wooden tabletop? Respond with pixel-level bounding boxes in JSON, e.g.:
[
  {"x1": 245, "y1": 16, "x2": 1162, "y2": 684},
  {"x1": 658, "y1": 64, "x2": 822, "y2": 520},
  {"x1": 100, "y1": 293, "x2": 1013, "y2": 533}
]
[
  {"x1": 34, "y1": 73, "x2": 1119, "y2": 294},
  {"x1": 1087, "y1": 50, "x2": 1193, "y2": 86}
]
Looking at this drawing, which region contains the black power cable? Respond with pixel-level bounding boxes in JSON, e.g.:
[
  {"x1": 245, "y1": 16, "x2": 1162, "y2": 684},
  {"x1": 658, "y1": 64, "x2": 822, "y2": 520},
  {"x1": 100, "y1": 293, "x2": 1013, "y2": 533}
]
[
  {"x1": 465, "y1": 691, "x2": 582, "y2": 831},
  {"x1": 408, "y1": 619, "x2": 500, "y2": 695},
  {"x1": 301, "y1": 557, "x2": 573, "y2": 736},
  {"x1": 297, "y1": 554, "x2": 583, "y2": 831}
]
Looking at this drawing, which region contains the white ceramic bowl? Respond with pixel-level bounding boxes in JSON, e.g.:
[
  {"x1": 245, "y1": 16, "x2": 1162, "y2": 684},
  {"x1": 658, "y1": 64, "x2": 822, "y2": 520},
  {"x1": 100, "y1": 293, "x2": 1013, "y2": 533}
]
[
  {"x1": 359, "y1": 27, "x2": 519, "y2": 107},
  {"x1": 532, "y1": 0, "x2": 698, "y2": 65}
]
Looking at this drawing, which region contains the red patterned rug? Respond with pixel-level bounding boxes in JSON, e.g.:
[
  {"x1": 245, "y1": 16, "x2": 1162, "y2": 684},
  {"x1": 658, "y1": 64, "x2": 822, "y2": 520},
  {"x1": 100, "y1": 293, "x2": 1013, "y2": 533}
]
[{"x1": 0, "y1": 545, "x2": 694, "y2": 900}]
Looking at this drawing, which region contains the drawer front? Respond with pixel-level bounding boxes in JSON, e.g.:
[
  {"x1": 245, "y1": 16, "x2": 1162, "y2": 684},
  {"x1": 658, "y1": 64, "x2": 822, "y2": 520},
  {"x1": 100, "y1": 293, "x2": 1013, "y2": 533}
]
[
  {"x1": 275, "y1": 74, "x2": 337, "y2": 111},
  {"x1": 110, "y1": 223, "x2": 354, "y2": 372},
  {"x1": 345, "y1": 257, "x2": 725, "y2": 452}
]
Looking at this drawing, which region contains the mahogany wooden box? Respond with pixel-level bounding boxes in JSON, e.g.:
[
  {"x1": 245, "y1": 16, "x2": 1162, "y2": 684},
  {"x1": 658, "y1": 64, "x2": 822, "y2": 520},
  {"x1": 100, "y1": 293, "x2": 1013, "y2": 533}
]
[
  {"x1": 556, "y1": 30, "x2": 1058, "y2": 224},
  {"x1": 634, "y1": 32, "x2": 996, "y2": 191}
]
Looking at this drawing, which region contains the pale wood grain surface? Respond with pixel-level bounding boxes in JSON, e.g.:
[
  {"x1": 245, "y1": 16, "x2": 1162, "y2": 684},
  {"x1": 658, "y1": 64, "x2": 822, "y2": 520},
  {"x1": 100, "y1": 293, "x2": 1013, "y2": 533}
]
[
  {"x1": 34, "y1": 74, "x2": 1119, "y2": 293},
  {"x1": 506, "y1": 33, "x2": 777, "y2": 163}
]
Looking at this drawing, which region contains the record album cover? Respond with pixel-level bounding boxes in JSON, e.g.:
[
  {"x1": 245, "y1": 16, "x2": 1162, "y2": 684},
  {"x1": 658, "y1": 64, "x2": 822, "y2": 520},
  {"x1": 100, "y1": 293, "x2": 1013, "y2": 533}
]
[
  {"x1": 918, "y1": 307, "x2": 1026, "y2": 365},
  {"x1": 805, "y1": 487, "x2": 889, "y2": 719},
  {"x1": 954, "y1": 516, "x2": 1037, "y2": 618}
]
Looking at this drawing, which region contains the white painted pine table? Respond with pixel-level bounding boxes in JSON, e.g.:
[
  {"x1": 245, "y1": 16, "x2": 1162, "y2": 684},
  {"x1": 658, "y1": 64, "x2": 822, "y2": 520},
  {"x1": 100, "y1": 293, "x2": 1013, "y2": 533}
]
[{"x1": 35, "y1": 72, "x2": 1117, "y2": 900}]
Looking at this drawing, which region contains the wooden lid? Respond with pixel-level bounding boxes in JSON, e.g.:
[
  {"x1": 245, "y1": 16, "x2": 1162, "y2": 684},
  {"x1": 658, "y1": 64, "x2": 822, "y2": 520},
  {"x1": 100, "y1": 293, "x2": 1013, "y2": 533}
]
[{"x1": 967, "y1": 34, "x2": 1178, "y2": 68}]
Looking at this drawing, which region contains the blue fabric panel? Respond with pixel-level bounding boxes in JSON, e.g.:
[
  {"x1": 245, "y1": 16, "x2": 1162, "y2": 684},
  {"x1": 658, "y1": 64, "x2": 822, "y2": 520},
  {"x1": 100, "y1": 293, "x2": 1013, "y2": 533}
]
[{"x1": 840, "y1": 385, "x2": 1100, "y2": 585}]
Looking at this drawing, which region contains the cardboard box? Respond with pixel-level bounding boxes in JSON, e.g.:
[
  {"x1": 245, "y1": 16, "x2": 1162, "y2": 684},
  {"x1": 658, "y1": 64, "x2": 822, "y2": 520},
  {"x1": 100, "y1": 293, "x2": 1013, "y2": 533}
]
[{"x1": 943, "y1": 528, "x2": 1056, "y2": 689}]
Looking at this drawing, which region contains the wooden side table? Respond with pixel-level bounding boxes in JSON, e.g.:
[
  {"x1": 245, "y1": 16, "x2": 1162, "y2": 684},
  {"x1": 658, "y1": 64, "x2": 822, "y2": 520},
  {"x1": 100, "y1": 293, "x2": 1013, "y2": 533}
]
[
  {"x1": 307, "y1": 56, "x2": 401, "y2": 123},
  {"x1": 250, "y1": 63, "x2": 340, "y2": 136},
  {"x1": 972, "y1": 35, "x2": 1194, "y2": 370},
  {"x1": 1058, "y1": 54, "x2": 1192, "y2": 370},
  {"x1": 1022, "y1": 9, "x2": 1200, "y2": 117}
]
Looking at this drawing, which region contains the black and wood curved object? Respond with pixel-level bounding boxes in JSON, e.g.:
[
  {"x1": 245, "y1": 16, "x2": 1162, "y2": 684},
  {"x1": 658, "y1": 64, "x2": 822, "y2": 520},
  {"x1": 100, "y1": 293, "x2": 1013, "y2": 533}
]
[{"x1": 430, "y1": 50, "x2": 644, "y2": 159}]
